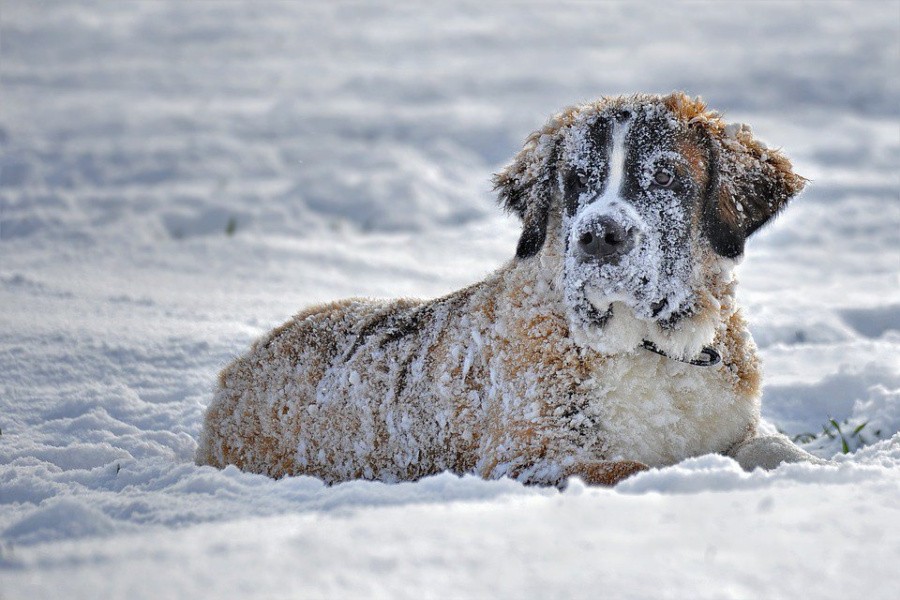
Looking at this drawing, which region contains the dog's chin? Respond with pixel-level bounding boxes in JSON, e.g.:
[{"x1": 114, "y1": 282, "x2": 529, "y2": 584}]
[{"x1": 572, "y1": 289, "x2": 717, "y2": 361}]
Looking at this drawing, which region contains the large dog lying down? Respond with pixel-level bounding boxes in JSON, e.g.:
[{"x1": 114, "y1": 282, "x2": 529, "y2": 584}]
[{"x1": 197, "y1": 92, "x2": 820, "y2": 486}]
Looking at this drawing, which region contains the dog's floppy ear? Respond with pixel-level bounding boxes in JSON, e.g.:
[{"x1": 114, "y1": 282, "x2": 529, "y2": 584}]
[
  {"x1": 701, "y1": 122, "x2": 806, "y2": 258},
  {"x1": 493, "y1": 136, "x2": 559, "y2": 259}
]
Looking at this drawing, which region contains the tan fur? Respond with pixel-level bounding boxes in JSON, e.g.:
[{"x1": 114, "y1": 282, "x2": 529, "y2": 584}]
[
  {"x1": 565, "y1": 460, "x2": 650, "y2": 486},
  {"x1": 677, "y1": 138, "x2": 710, "y2": 188}
]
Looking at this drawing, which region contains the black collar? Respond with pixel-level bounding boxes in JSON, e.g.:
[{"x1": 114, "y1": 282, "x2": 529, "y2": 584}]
[{"x1": 640, "y1": 340, "x2": 721, "y2": 367}]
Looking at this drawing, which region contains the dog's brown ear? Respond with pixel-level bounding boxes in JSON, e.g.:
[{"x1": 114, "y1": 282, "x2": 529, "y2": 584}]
[
  {"x1": 702, "y1": 123, "x2": 806, "y2": 258},
  {"x1": 494, "y1": 139, "x2": 559, "y2": 259}
]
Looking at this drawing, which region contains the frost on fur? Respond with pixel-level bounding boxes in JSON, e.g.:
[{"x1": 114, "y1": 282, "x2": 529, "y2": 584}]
[{"x1": 198, "y1": 92, "x2": 808, "y2": 486}]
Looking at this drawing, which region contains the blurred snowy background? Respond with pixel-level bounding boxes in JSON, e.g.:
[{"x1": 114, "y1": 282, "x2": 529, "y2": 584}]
[{"x1": 1, "y1": 1, "x2": 899, "y2": 598}]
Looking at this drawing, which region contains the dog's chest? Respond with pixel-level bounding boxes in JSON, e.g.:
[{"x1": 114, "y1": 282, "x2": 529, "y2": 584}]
[{"x1": 579, "y1": 352, "x2": 757, "y2": 467}]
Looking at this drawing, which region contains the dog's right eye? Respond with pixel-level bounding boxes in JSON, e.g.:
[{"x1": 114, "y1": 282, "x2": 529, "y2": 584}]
[
  {"x1": 651, "y1": 169, "x2": 675, "y2": 188},
  {"x1": 576, "y1": 170, "x2": 590, "y2": 188},
  {"x1": 566, "y1": 169, "x2": 592, "y2": 201}
]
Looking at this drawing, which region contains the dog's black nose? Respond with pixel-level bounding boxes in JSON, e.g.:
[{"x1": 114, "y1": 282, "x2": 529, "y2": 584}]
[{"x1": 577, "y1": 216, "x2": 636, "y2": 261}]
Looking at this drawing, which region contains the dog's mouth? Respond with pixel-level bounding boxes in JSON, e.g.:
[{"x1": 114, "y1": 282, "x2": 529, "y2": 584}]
[
  {"x1": 568, "y1": 279, "x2": 709, "y2": 358},
  {"x1": 566, "y1": 236, "x2": 699, "y2": 343},
  {"x1": 582, "y1": 281, "x2": 694, "y2": 327},
  {"x1": 583, "y1": 249, "x2": 695, "y2": 323}
]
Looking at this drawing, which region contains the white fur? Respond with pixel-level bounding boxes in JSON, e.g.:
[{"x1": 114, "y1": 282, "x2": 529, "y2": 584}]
[
  {"x1": 584, "y1": 351, "x2": 758, "y2": 467},
  {"x1": 600, "y1": 119, "x2": 630, "y2": 204}
]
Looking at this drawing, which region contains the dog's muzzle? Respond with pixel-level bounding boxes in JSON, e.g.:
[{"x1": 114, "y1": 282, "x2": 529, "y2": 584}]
[{"x1": 574, "y1": 214, "x2": 639, "y2": 265}]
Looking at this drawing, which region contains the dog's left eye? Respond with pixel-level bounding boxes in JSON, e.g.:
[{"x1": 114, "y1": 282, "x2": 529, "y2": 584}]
[{"x1": 652, "y1": 169, "x2": 675, "y2": 188}]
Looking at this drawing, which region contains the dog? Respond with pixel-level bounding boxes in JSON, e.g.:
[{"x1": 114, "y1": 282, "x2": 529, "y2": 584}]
[{"x1": 197, "y1": 92, "x2": 819, "y2": 486}]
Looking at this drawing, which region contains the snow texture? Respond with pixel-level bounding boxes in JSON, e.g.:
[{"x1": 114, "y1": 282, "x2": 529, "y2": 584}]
[{"x1": 2, "y1": 1, "x2": 899, "y2": 598}]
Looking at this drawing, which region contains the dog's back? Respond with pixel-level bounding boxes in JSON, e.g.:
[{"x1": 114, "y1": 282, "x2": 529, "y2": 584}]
[{"x1": 197, "y1": 285, "x2": 492, "y2": 482}]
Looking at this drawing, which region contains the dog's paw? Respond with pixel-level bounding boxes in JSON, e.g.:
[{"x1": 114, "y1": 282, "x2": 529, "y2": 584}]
[
  {"x1": 565, "y1": 460, "x2": 650, "y2": 486},
  {"x1": 729, "y1": 434, "x2": 828, "y2": 471}
]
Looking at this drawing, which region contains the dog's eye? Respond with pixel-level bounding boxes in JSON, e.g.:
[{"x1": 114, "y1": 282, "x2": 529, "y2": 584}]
[
  {"x1": 652, "y1": 169, "x2": 675, "y2": 188},
  {"x1": 577, "y1": 170, "x2": 590, "y2": 187}
]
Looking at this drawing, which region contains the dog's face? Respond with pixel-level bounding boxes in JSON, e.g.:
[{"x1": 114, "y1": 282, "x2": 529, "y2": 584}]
[{"x1": 496, "y1": 93, "x2": 805, "y2": 358}]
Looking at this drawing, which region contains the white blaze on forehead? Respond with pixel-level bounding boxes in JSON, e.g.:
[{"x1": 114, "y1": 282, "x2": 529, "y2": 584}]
[{"x1": 599, "y1": 117, "x2": 632, "y2": 206}]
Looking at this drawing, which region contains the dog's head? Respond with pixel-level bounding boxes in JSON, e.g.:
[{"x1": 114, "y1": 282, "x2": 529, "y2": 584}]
[{"x1": 495, "y1": 93, "x2": 805, "y2": 359}]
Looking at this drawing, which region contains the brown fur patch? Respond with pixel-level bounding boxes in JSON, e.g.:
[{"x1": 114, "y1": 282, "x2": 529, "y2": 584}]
[
  {"x1": 719, "y1": 310, "x2": 762, "y2": 398},
  {"x1": 676, "y1": 138, "x2": 710, "y2": 188},
  {"x1": 566, "y1": 460, "x2": 649, "y2": 486},
  {"x1": 663, "y1": 91, "x2": 806, "y2": 234}
]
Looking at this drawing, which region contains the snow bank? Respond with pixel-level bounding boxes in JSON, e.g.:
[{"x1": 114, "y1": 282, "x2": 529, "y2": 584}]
[{"x1": 5, "y1": 460, "x2": 899, "y2": 600}]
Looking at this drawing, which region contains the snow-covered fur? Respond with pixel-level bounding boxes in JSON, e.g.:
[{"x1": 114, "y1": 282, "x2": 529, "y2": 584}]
[{"x1": 197, "y1": 92, "x2": 813, "y2": 486}]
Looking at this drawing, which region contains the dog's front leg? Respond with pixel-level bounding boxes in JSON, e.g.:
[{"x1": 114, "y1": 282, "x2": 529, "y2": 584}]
[
  {"x1": 727, "y1": 434, "x2": 826, "y2": 471},
  {"x1": 564, "y1": 460, "x2": 649, "y2": 486}
]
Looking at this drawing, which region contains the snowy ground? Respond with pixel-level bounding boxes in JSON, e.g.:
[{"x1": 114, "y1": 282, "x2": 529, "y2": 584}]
[{"x1": 2, "y1": 1, "x2": 899, "y2": 598}]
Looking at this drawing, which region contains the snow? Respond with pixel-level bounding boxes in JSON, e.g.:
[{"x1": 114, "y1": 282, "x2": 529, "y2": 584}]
[{"x1": 1, "y1": 1, "x2": 899, "y2": 598}]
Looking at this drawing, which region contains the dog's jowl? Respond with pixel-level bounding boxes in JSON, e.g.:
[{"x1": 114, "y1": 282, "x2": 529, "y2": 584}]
[{"x1": 197, "y1": 92, "x2": 818, "y2": 486}]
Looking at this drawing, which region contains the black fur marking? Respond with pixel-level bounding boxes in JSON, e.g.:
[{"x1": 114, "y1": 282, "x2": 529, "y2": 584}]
[
  {"x1": 621, "y1": 115, "x2": 663, "y2": 205},
  {"x1": 392, "y1": 345, "x2": 419, "y2": 402},
  {"x1": 496, "y1": 178, "x2": 528, "y2": 220},
  {"x1": 344, "y1": 308, "x2": 398, "y2": 361},
  {"x1": 584, "y1": 302, "x2": 613, "y2": 328},
  {"x1": 512, "y1": 141, "x2": 560, "y2": 259},
  {"x1": 515, "y1": 209, "x2": 549, "y2": 259},
  {"x1": 698, "y1": 130, "x2": 746, "y2": 258},
  {"x1": 703, "y1": 201, "x2": 745, "y2": 258},
  {"x1": 588, "y1": 117, "x2": 612, "y2": 193},
  {"x1": 650, "y1": 298, "x2": 668, "y2": 318},
  {"x1": 562, "y1": 118, "x2": 613, "y2": 217},
  {"x1": 563, "y1": 167, "x2": 587, "y2": 217},
  {"x1": 386, "y1": 289, "x2": 473, "y2": 399},
  {"x1": 741, "y1": 170, "x2": 789, "y2": 237},
  {"x1": 380, "y1": 308, "x2": 429, "y2": 347},
  {"x1": 656, "y1": 302, "x2": 696, "y2": 329}
]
